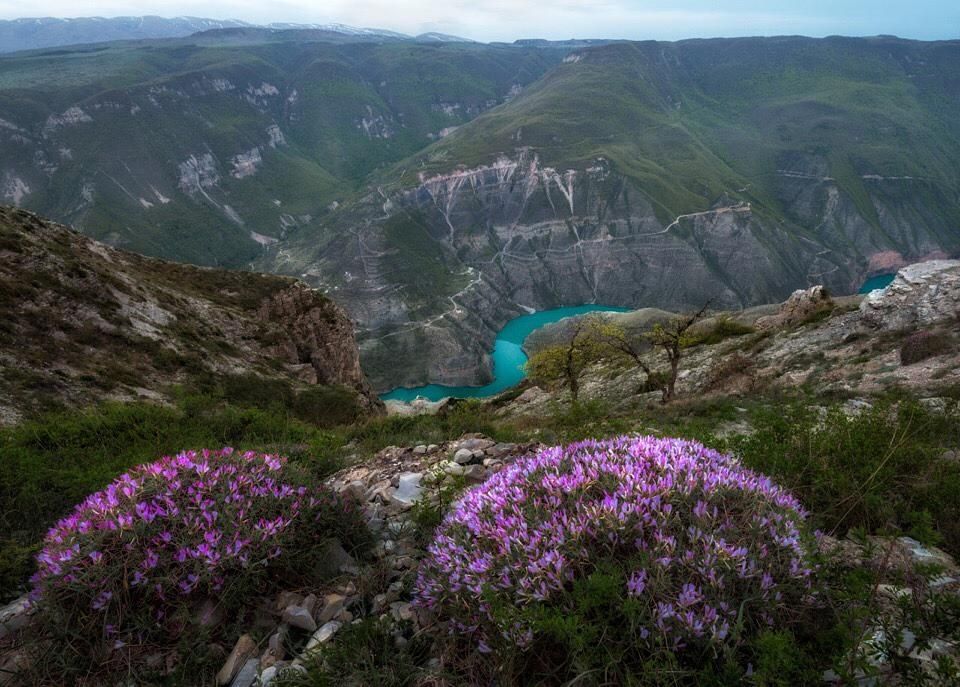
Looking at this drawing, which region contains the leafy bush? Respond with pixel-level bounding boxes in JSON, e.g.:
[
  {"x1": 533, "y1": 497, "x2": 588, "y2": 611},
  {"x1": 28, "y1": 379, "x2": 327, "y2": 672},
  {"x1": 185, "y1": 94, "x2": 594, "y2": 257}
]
[
  {"x1": 900, "y1": 330, "x2": 952, "y2": 366},
  {"x1": 24, "y1": 448, "x2": 369, "y2": 683},
  {"x1": 414, "y1": 436, "x2": 817, "y2": 684},
  {"x1": 728, "y1": 400, "x2": 960, "y2": 554}
]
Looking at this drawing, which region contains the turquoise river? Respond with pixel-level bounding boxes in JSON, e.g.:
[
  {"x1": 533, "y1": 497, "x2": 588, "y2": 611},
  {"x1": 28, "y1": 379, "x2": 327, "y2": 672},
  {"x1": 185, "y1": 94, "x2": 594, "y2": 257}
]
[
  {"x1": 858, "y1": 273, "x2": 896, "y2": 294},
  {"x1": 383, "y1": 274, "x2": 895, "y2": 402},
  {"x1": 381, "y1": 305, "x2": 629, "y2": 402}
]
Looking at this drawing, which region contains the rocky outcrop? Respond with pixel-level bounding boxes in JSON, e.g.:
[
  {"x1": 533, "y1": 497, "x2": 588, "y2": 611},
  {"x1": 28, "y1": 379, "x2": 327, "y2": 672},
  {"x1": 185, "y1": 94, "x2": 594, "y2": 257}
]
[
  {"x1": 860, "y1": 260, "x2": 960, "y2": 331},
  {"x1": 755, "y1": 285, "x2": 833, "y2": 330},
  {"x1": 489, "y1": 263, "x2": 960, "y2": 417},
  {"x1": 0, "y1": 206, "x2": 382, "y2": 423},
  {"x1": 258, "y1": 284, "x2": 383, "y2": 413}
]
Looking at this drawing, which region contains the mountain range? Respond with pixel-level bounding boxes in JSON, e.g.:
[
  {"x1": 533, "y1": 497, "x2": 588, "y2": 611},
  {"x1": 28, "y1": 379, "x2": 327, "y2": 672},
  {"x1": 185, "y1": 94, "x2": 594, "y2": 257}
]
[
  {"x1": 0, "y1": 30, "x2": 958, "y2": 390},
  {"x1": 0, "y1": 16, "x2": 471, "y2": 53}
]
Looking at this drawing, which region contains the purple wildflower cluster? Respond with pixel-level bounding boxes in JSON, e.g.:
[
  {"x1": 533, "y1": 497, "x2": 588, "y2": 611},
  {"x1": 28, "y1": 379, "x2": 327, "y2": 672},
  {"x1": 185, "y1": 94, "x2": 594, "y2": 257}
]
[
  {"x1": 414, "y1": 436, "x2": 816, "y2": 654},
  {"x1": 31, "y1": 448, "x2": 358, "y2": 640}
]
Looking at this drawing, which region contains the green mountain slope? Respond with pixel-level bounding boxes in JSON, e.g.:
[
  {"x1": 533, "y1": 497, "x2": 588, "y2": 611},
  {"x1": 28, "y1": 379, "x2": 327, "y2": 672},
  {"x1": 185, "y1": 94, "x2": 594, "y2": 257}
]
[
  {"x1": 409, "y1": 36, "x2": 960, "y2": 228},
  {"x1": 0, "y1": 36, "x2": 565, "y2": 264},
  {"x1": 3, "y1": 34, "x2": 960, "y2": 391}
]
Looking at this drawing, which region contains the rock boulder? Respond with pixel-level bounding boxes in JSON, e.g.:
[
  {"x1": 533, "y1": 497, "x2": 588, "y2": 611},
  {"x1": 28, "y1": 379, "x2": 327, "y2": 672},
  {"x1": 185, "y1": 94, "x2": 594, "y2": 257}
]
[{"x1": 860, "y1": 260, "x2": 960, "y2": 331}]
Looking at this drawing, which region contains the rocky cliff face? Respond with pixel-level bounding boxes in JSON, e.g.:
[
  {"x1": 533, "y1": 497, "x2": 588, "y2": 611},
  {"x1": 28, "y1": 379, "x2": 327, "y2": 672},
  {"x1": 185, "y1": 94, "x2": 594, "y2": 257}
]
[
  {"x1": 0, "y1": 206, "x2": 382, "y2": 423},
  {"x1": 258, "y1": 284, "x2": 382, "y2": 413}
]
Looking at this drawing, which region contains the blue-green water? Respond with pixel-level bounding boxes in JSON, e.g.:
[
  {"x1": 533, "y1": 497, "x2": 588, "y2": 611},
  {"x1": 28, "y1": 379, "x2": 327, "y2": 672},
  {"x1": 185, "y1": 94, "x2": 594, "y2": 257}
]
[
  {"x1": 382, "y1": 305, "x2": 630, "y2": 402},
  {"x1": 859, "y1": 274, "x2": 895, "y2": 294}
]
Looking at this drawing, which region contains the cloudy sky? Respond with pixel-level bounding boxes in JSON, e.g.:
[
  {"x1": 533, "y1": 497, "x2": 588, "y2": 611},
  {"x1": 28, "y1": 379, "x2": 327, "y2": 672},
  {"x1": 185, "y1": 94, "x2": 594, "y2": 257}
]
[{"x1": 0, "y1": 0, "x2": 957, "y2": 42}]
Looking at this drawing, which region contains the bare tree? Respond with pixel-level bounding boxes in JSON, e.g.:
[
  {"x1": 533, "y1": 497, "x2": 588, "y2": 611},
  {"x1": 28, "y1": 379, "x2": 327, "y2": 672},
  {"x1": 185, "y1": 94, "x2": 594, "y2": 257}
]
[
  {"x1": 590, "y1": 302, "x2": 711, "y2": 403},
  {"x1": 648, "y1": 302, "x2": 711, "y2": 402}
]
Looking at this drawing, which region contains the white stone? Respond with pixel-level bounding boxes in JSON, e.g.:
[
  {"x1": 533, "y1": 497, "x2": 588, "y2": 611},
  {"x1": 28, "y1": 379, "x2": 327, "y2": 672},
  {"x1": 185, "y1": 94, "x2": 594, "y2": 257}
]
[
  {"x1": 282, "y1": 604, "x2": 317, "y2": 632},
  {"x1": 304, "y1": 621, "x2": 342, "y2": 652},
  {"x1": 453, "y1": 448, "x2": 475, "y2": 464},
  {"x1": 390, "y1": 472, "x2": 423, "y2": 507},
  {"x1": 259, "y1": 665, "x2": 278, "y2": 687},
  {"x1": 230, "y1": 658, "x2": 259, "y2": 687}
]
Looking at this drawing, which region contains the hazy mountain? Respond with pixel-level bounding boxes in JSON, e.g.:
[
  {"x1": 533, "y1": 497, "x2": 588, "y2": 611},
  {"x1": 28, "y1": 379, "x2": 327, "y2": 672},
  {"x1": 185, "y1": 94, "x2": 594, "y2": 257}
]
[
  {"x1": 0, "y1": 36, "x2": 563, "y2": 265},
  {"x1": 0, "y1": 16, "x2": 427, "y2": 53},
  {"x1": 0, "y1": 16, "x2": 251, "y2": 52}
]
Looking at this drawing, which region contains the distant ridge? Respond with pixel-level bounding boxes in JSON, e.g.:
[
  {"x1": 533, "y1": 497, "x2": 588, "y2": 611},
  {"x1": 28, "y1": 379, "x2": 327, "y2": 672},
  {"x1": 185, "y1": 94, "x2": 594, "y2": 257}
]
[{"x1": 0, "y1": 16, "x2": 464, "y2": 52}]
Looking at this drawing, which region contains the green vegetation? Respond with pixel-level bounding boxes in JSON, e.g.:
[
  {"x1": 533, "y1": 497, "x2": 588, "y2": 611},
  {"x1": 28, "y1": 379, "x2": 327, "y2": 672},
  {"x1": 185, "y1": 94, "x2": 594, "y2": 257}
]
[
  {"x1": 274, "y1": 618, "x2": 434, "y2": 687},
  {"x1": 728, "y1": 399, "x2": 960, "y2": 554},
  {"x1": 412, "y1": 38, "x2": 960, "y2": 232},
  {"x1": 530, "y1": 306, "x2": 712, "y2": 405},
  {"x1": 526, "y1": 317, "x2": 601, "y2": 403},
  {"x1": 279, "y1": 393, "x2": 960, "y2": 687},
  {"x1": 23, "y1": 449, "x2": 370, "y2": 686},
  {"x1": 0, "y1": 38, "x2": 565, "y2": 266}
]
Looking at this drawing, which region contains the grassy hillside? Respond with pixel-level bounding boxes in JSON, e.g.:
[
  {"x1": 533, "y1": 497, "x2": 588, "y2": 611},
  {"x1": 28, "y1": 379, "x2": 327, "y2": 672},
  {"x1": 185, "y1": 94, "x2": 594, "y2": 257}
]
[
  {"x1": 0, "y1": 37, "x2": 565, "y2": 265},
  {"x1": 406, "y1": 37, "x2": 960, "y2": 229}
]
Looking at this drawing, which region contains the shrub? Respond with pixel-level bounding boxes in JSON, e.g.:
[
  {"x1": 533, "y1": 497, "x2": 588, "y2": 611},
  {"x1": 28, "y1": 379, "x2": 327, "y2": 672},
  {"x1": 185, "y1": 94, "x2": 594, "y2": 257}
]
[
  {"x1": 900, "y1": 330, "x2": 951, "y2": 366},
  {"x1": 25, "y1": 448, "x2": 369, "y2": 683},
  {"x1": 687, "y1": 315, "x2": 756, "y2": 347},
  {"x1": 0, "y1": 397, "x2": 341, "y2": 602},
  {"x1": 705, "y1": 351, "x2": 756, "y2": 391},
  {"x1": 414, "y1": 436, "x2": 817, "y2": 684},
  {"x1": 728, "y1": 400, "x2": 960, "y2": 555}
]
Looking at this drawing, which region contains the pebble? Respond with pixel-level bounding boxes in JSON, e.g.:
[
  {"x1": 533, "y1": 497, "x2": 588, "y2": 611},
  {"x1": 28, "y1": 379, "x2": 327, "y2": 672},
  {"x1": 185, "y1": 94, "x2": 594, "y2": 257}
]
[
  {"x1": 390, "y1": 602, "x2": 414, "y2": 622},
  {"x1": 304, "y1": 621, "x2": 342, "y2": 652},
  {"x1": 486, "y1": 442, "x2": 518, "y2": 458},
  {"x1": 389, "y1": 472, "x2": 424, "y2": 508},
  {"x1": 0, "y1": 595, "x2": 31, "y2": 640},
  {"x1": 316, "y1": 539, "x2": 357, "y2": 577},
  {"x1": 216, "y1": 634, "x2": 257, "y2": 686},
  {"x1": 457, "y1": 438, "x2": 495, "y2": 452},
  {"x1": 302, "y1": 594, "x2": 317, "y2": 615},
  {"x1": 463, "y1": 465, "x2": 488, "y2": 483},
  {"x1": 274, "y1": 591, "x2": 304, "y2": 613},
  {"x1": 281, "y1": 604, "x2": 317, "y2": 632},
  {"x1": 259, "y1": 666, "x2": 278, "y2": 687},
  {"x1": 342, "y1": 480, "x2": 367, "y2": 501},
  {"x1": 317, "y1": 593, "x2": 346, "y2": 624},
  {"x1": 452, "y1": 448, "x2": 475, "y2": 464},
  {"x1": 229, "y1": 658, "x2": 259, "y2": 687}
]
